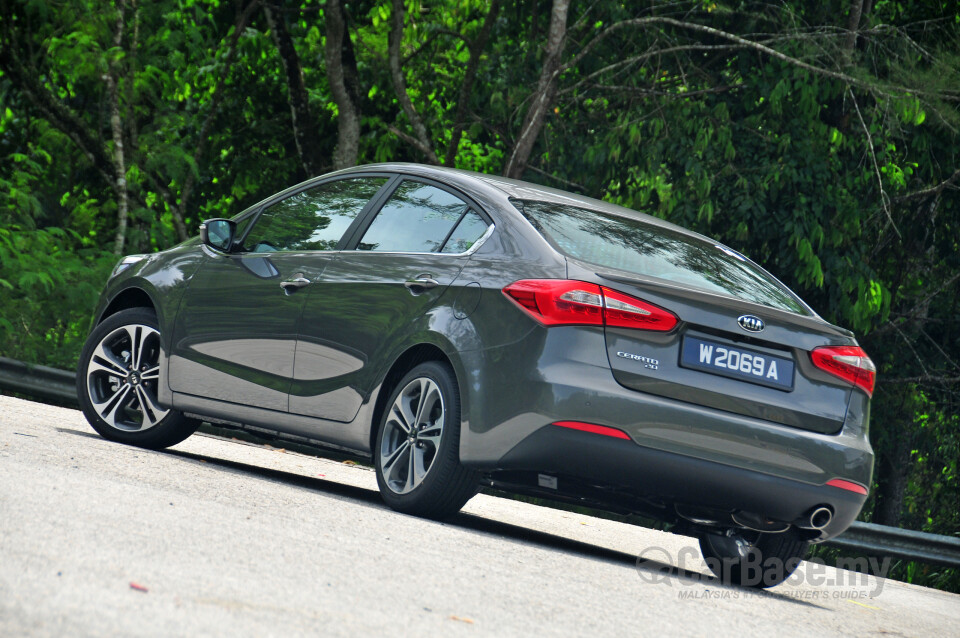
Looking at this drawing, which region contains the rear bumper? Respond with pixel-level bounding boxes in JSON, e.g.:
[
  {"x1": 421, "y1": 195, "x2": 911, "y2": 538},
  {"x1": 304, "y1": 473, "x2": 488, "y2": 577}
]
[
  {"x1": 457, "y1": 326, "x2": 873, "y2": 540},
  {"x1": 494, "y1": 424, "x2": 867, "y2": 540}
]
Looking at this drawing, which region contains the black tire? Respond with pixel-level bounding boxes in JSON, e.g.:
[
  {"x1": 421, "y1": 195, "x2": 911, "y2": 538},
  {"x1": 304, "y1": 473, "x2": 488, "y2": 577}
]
[
  {"x1": 374, "y1": 361, "x2": 479, "y2": 519},
  {"x1": 699, "y1": 528, "x2": 809, "y2": 588},
  {"x1": 77, "y1": 307, "x2": 199, "y2": 450}
]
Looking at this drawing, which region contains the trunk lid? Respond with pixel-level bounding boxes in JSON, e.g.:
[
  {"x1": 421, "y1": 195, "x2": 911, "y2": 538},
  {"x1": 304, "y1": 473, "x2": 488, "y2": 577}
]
[
  {"x1": 582, "y1": 266, "x2": 856, "y2": 435},
  {"x1": 510, "y1": 196, "x2": 860, "y2": 435}
]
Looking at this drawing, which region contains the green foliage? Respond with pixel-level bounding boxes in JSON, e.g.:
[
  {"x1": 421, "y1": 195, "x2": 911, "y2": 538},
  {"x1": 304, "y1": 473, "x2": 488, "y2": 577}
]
[{"x1": 0, "y1": 225, "x2": 114, "y2": 368}]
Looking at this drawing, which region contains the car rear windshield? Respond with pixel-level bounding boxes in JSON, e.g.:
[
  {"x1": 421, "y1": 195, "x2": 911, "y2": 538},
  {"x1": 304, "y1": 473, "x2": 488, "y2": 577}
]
[{"x1": 514, "y1": 199, "x2": 809, "y2": 315}]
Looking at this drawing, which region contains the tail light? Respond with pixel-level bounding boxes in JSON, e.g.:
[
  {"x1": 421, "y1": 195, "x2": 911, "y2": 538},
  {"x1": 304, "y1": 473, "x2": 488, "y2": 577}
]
[
  {"x1": 501, "y1": 280, "x2": 603, "y2": 326},
  {"x1": 502, "y1": 279, "x2": 678, "y2": 331},
  {"x1": 601, "y1": 286, "x2": 677, "y2": 330},
  {"x1": 811, "y1": 345, "x2": 876, "y2": 396}
]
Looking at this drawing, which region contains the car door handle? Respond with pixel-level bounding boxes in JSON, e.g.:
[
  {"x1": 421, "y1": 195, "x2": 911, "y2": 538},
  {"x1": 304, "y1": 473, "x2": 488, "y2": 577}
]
[
  {"x1": 404, "y1": 277, "x2": 440, "y2": 292},
  {"x1": 280, "y1": 277, "x2": 311, "y2": 293}
]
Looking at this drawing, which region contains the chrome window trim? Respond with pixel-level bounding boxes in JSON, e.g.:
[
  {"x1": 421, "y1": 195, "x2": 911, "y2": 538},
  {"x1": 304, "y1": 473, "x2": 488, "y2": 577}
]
[{"x1": 210, "y1": 223, "x2": 496, "y2": 259}]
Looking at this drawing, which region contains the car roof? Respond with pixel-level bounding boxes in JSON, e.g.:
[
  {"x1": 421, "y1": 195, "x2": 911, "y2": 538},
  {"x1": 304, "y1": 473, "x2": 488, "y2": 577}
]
[{"x1": 337, "y1": 162, "x2": 701, "y2": 240}]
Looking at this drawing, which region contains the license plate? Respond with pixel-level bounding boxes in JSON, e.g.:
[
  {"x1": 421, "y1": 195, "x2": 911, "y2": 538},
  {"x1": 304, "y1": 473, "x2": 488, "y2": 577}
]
[{"x1": 680, "y1": 336, "x2": 795, "y2": 391}]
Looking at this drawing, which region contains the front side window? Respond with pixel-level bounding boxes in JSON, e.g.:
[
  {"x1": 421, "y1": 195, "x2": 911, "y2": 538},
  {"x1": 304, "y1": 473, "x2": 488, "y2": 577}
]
[
  {"x1": 243, "y1": 177, "x2": 387, "y2": 252},
  {"x1": 357, "y1": 181, "x2": 469, "y2": 252},
  {"x1": 516, "y1": 199, "x2": 809, "y2": 314}
]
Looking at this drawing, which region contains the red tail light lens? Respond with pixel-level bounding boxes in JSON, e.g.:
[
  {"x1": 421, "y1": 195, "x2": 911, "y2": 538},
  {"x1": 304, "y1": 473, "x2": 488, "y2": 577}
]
[
  {"x1": 811, "y1": 345, "x2": 876, "y2": 397},
  {"x1": 502, "y1": 280, "x2": 604, "y2": 326},
  {"x1": 600, "y1": 286, "x2": 678, "y2": 331},
  {"x1": 502, "y1": 280, "x2": 678, "y2": 331}
]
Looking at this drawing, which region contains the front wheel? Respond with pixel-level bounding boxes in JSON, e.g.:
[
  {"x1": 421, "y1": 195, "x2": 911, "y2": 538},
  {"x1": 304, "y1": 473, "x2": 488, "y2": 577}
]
[
  {"x1": 374, "y1": 361, "x2": 478, "y2": 519},
  {"x1": 699, "y1": 528, "x2": 809, "y2": 588},
  {"x1": 77, "y1": 307, "x2": 199, "y2": 449}
]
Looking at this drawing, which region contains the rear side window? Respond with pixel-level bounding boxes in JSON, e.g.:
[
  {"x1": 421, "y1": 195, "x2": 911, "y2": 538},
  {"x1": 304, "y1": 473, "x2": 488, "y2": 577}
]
[
  {"x1": 357, "y1": 181, "x2": 468, "y2": 252},
  {"x1": 516, "y1": 199, "x2": 809, "y2": 315},
  {"x1": 441, "y1": 210, "x2": 489, "y2": 254},
  {"x1": 243, "y1": 177, "x2": 387, "y2": 252}
]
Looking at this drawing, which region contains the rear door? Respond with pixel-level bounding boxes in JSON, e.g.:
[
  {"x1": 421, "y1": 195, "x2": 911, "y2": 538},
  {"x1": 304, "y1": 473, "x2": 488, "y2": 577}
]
[
  {"x1": 289, "y1": 178, "x2": 492, "y2": 421},
  {"x1": 168, "y1": 176, "x2": 390, "y2": 411}
]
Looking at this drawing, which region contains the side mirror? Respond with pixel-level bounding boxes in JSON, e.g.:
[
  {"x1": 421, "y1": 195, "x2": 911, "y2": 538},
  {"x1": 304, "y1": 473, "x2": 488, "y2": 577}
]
[{"x1": 200, "y1": 218, "x2": 236, "y2": 252}]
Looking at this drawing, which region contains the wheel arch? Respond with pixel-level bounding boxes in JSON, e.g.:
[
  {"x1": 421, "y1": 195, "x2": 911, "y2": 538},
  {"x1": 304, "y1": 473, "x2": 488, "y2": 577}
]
[
  {"x1": 98, "y1": 285, "x2": 159, "y2": 325},
  {"x1": 367, "y1": 341, "x2": 466, "y2": 457}
]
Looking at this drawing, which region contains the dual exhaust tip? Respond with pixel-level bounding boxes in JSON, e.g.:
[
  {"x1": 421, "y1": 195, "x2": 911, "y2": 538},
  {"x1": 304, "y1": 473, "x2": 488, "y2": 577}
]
[
  {"x1": 730, "y1": 506, "x2": 833, "y2": 533},
  {"x1": 676, "y1": 504, "x2": 834, "y2": 533}
]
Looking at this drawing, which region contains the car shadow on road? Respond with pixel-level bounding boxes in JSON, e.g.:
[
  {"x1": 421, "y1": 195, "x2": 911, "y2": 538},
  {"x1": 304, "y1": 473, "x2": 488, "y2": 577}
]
[
  {"x1": 56, "y1": 427, "x2": 101, "y2": 439},
  {"x1": 162, "y1": 448, "x2": 827, "y2": 608},
  {"x1": 455, "y1": 513, "x2": 825, "y2": 608},
  {"x1": 169, "y1": 448, "x2": 384, "y2": 503},
  {"x1": 55, "y1": 426, "x2": 824, "y2": 608}
]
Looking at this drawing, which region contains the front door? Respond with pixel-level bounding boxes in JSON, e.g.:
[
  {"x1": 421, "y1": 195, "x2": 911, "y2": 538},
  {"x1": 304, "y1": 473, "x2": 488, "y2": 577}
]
[{"x1": 168, "y1": 176, "x2": 391, "y2": 411}]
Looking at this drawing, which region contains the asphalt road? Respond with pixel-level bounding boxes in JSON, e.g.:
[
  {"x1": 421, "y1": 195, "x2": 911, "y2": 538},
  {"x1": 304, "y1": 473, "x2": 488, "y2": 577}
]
[{"x1": 2, "y1": 395, "x2": 958, "y2": 637}]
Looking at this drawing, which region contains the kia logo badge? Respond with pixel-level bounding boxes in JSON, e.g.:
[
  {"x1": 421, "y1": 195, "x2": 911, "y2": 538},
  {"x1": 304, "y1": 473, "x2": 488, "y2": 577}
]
[{"x1": 737, "y1": 315, "x2": 765, "y2": 333}]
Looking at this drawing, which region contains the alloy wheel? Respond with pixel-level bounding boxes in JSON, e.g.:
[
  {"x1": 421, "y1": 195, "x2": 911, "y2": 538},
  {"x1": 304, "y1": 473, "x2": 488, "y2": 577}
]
[
  {"x1": 379, "y1": 377, "x2": 445, "y2": 494},
  {"x1": 85, "y1": 323, "x2": 169, "y2": 431}
]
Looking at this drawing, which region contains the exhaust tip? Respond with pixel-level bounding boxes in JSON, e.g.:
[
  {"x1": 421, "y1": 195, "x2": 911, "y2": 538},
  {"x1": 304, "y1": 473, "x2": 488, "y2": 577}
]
[
  {"x1": 809, "y1": 506, "x2": 833, "y2": 530},
  {"x1": 793, "y1": 506, "x2": 833, "y2": 530}
]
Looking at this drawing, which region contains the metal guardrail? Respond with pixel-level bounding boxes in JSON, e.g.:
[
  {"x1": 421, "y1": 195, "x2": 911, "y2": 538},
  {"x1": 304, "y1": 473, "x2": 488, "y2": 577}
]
[
  {"x1": 2, "y1": 356, "x2": 959, "y2": 570},
  {"x1": 0, "y1": 356, "x2": 78, "y2": 405},
  {"x1": 827, "y1": 522, "x2": 960, "y2": 569}
]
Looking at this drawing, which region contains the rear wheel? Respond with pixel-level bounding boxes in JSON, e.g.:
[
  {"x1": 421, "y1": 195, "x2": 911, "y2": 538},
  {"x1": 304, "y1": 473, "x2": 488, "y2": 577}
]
[
  {"x1": 77, "y1": 307, "x2": 199, "y2": 449},
  {"x1": 374, "y1": 361, "x2": 478, "y2": 519},
  {"x1": 699, "y1": 528, "x2": 809, "y2": 588}
]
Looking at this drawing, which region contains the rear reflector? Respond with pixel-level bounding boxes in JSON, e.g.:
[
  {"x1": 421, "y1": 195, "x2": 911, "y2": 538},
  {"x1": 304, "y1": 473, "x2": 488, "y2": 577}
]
[
  {"x1": 552, "y1": 421, "x2": 631, "y2": 440},
  {"x1": 810, "y1": 345, "x2": 876, "y2": 397},
  {"x1": 503, "y1": 279, "x2": 677, "y2": 331},
  {"x1": 825, "y1": 478, "x2": 869, "y2": 495}
]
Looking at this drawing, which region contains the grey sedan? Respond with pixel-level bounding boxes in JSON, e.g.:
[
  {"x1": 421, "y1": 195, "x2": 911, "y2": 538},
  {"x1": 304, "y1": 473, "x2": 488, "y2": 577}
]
[{"x1": 77, "y1": 163, "x2": 875, "y2": 588}]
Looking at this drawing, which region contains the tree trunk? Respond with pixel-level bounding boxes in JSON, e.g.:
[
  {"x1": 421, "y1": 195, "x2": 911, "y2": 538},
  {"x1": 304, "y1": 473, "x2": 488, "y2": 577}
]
[
  {"x1": 387, "y1": 0, "x2": 438, "y2": 164},
  {"x1": 264, "y1": 3, "x2": 325, "y2": 177},
  {"x1": 106, "y1": 79, "x2": 129, "y2": 255},
  {"x1": 872, "y1": 386, "x2": 914, "y2": 528},
  {"x1": 105, "y1": 1, "x2": 129, "y2": 255},
  {"x1": 842, "y1": 0, "x2": 864, "y2": 63},
  {"x1": 125, "y1": 0, "x2": 140, "y2": 157},
  {"x1": 325, "y1": 0, "x2": 360, "y2": 170},
  {"x1": 874, "y1": 442, "x2": 909, "y2": 527},
  {"x1": 502, "y1": 0, "x2": 569, "y2": 179}
]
